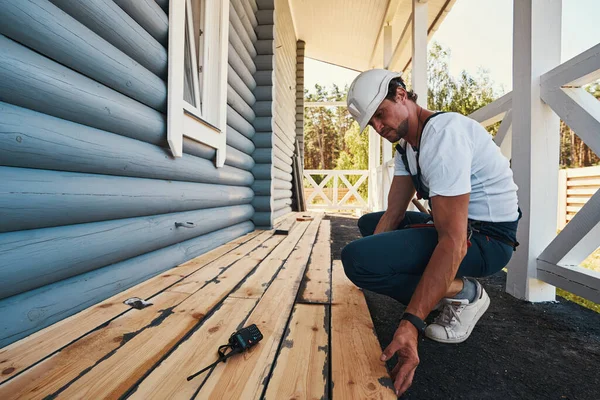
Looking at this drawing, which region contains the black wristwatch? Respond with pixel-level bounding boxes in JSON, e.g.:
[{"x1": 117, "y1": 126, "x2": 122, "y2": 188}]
[{"x1": 400, "y1": 312, "x2": 427, "y2": 336}]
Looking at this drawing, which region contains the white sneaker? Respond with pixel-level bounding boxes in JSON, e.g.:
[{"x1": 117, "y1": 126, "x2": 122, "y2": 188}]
[{"x1": 425, "y1": 281, "x2": 490, "y2": 344}]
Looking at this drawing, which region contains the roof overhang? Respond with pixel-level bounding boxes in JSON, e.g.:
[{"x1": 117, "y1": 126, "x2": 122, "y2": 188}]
[{"x1": 288, "y1": 0, "x2": 458, "y2": 72}]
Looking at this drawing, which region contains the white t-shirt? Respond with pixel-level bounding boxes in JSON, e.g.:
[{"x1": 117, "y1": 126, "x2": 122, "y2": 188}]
[{"x1": 394, "y1": 112, "x2": 519, "y2": 222}]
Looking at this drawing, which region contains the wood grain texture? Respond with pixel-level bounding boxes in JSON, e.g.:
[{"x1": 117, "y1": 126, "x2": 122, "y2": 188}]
[
  {"x1": 197, "y1": 216, "x2": 322, "y2": 399},
  {"x1": 51, "y1": 234, "x2": 285, "y2": 399},
  {"x1": 263, "y1": 304, "x2": 328, "y2": 400},
  {"x1": 228, "y1": 218, "x2": 311, "y2": 299},
  {"x1": 129, "y1": 297, "x2": 258, "y2": 400},
  {"x1": 299, "y1": 220, "x2": 332, "y2": 303},
  {"x1": 0, "y1": 290, "x2": 189, "y2": 400},
  {"x1": 331, "y1": 260, "x2": 396, "y2": 399},
  {"x1": 0, "y1": 230, "x2": 261, "y2": 384}
]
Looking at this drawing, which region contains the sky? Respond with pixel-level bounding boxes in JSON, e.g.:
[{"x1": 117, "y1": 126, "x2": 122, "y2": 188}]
[{"x1": 304, "y1": 0, "x2": 600, "y2": 94}]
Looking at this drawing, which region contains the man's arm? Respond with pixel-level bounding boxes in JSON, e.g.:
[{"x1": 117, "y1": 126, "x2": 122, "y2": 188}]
[
  {"x1": 381, "y1": 193, "x2": 469, "y2": 396},
  {"x1": 373, "y1": 175, "x2": 416, "y2": 234},
  {"x1": 405, "y1": 193, "x2": 469, "y2": 319}
]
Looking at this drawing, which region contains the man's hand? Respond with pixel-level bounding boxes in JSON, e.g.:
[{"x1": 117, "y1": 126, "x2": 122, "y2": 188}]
[{"x1": 381, "y1": 320, "x2": 420, "y2": 397}]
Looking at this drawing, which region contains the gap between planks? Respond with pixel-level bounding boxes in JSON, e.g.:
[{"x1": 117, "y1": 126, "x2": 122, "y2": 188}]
[
  {"x1": 0, "y1": 227, "x2": 267, "y2": 385},
  {"x1": 331, "y1": 260, "x2": 396, "y2": 399},
  {"x1": 127, "y1": 216, "x2": 324, "y2": 399},
  {"x1": 0, "y1": 220, "x2": 301, "y2": 399}
]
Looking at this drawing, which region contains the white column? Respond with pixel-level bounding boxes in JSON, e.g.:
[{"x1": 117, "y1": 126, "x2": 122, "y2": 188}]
[
  {"x1": 507, "y1": 0, "x2": 561, "y2": 302},
  {"x1": 383, "y1": 25, "x2": 393, "y2": 69},
  {"x1": 412, "y1": 0, "x2": 428, "y2": 106},
  {"x1": 368, "y1": 126, "x2": 382, "y2": 211},
  {"x1": 381, "y1": 24, "x2": 394, "y2": 210}
]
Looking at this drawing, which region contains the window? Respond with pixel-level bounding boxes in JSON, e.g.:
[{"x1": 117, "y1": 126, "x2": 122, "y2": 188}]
[{"x1": 167, "y1": 0, "x2": 229, "y2": 167}]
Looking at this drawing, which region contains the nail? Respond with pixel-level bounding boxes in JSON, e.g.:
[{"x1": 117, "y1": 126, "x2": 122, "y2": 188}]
[{"x1": 381, "y1": 354, "x2": 387, "y2": 361}]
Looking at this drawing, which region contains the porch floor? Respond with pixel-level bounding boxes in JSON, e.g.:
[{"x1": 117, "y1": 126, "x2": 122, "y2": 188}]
[
  {"x1": 329, "y1": 214, "x2": 600, "y2": 400},
  {"x1": 0, "y1": 213, "x2": 396, "y2": 399}
]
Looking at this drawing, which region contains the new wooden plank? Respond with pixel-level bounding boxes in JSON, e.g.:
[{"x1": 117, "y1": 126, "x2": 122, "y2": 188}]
[
  {"x1": 0, "y1": 291, "x2": 189, "y2": 400},
  {"x1": 263, "y1": 304, "x2": 328, "y2": 400},
  {"x1": 299, "y1": 220, "x2": 332, "y2": 303},
  {"x1": 52, "y1": 235, "x2": 286, "y2": 399},
  {"x1": 274, "y1": 214, "x2": 297, "y2": 235},
  {"x1": 125, "y1": 219, "x2": 318, "y2": 398},
  {"x1": 331, "y1": 260, "x2": 396, "y2": 399},
  {"x1": 0, "y1": 230, "x2": 262, "y2": 384},
  {"x1": 0, "y1": 230, "x2": 274, "y2": 398},
  {"x1": 129, "y1": 297, "x2": 258, "y2": 400},
  {"x1": 229, "y1": 219, "x2": 313, "y2": 299},
  {"x1": 197, "y1": 217, "x2": 323, "y2": 399}
]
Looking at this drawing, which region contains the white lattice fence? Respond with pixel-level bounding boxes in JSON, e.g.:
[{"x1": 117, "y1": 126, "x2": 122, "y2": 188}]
[{"x1": 303, "y1": 170, "x2": 369, "y2": 211}]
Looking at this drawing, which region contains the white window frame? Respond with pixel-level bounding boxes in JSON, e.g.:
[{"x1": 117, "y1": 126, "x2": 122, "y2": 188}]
[{"x1": 167, "y1": 0, "x2": 229, "y2": 167}]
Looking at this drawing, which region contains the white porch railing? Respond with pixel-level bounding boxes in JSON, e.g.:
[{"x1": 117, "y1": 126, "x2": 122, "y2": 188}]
[
  {"x1": 469, "y1": 41, "x2": 600, "y2": 304},
  {"x1": 303, "y1": 170, "x2": 369, "y2": 211}
]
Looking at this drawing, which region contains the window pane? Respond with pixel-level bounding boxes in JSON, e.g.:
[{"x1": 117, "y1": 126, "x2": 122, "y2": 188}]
[{"x1": 183, "y1": 8, "x2": 195, "y2": 107}]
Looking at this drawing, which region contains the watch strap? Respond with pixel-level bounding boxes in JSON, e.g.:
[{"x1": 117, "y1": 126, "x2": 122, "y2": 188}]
[{"x1": 401, "y1": 312, "x2": 426, "y2": 336}]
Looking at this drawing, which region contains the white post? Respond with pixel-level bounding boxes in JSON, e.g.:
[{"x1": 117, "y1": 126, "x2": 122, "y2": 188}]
[
  {"x1": 368, "y1": 126, "x2": 382, "y2": 211},
  {"x1": 381, "y1": 25, "x2": 394, "y2": 210},
  {"x1": 412, "y1": 0, "x2": 428, "y2": 106},
  {"x1": 384, "y1": 25, "x2": 393, "y2": 69},
  {"x1": 507, "y1": 0, "x2": 561, "y2": 302}
]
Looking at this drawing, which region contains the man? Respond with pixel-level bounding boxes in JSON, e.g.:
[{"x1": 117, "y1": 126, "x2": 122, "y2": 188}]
[{"x1": 342, "y1": 69, "x2": 520, "y2": 396}]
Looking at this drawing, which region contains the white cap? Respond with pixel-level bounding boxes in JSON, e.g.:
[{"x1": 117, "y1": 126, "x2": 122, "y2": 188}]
[{"x1": 346, "y1": 69, "x2": 402, "y2": 132}]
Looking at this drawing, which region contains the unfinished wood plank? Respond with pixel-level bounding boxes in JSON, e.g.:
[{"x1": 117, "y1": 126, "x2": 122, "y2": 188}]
[
  {"x1": 0, "y1": 229, "x2": 262, "y2": 384},
  {"x1": 0, "y1": 291, "x2": 189, "y2": 400},
  {"x1": 273, "y1": 211, "x2": 295, "y2": 227},
  {"x1": 263, "y1": 304, "x2": 328, "y2": 400},
  {"x1": 126, "y1": 219, "x2": 319, "y2": 399},
  {"x1": 0, "y1": 231, "x2": 277, "y2": 399},
  {"x1": 331, "y1": 260, "x2": 396, "y2": 399},
  {"x1": 274, "y1": 212, "x2": 298, "y2": 235},
  {"x1": 129, "y1": 297, "x2": 258, "y2": 400},
  {"x1": 229, "y1": 218, "x2": 314, "y2": 299},
  {"x1": 197, "y1": 217, "x2": 323, "y2": 399},
  {"x1": 299, "y1": 220, "x2": 331, "y2": 303},
  {"x1": 53, "y1": 235, "x2": 286, "y2": 399}
]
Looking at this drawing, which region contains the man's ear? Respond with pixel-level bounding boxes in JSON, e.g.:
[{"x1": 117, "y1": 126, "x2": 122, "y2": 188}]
[{"x1": 395, "y1": 86, "x2": 406, "y2": 102}]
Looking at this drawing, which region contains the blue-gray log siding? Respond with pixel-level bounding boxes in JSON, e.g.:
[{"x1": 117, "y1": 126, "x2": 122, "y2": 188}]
[
  {"x1": 252, "y1": 1, "x2": 275, "y2": 228},
  {"x1": 0, "y1": 0, "x2": 262, "y2": 347}
]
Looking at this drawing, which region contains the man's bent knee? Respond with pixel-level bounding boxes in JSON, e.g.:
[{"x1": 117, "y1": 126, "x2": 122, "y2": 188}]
[{"x1": 340, "y1": 242, "x2": 363, "y2": 286}]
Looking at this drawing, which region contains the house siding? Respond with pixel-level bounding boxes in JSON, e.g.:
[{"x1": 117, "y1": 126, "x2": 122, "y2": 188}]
[
  {"x1": 0, "y1": 0, "x2": 259, "y2": 347},
  {"x1": 252, "y1": 0, "x2": 296, "y2": 227}
]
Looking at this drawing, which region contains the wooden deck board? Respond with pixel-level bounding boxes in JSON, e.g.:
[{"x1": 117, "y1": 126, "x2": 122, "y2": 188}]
[
  {"x1": 299, "y1": 220, "x2": 332, "y2": 303},
  {"x1": 263, "y1": 303, "x2": 329, "y2": 400},
  {"x1": 197, "y1": 216, "x2": 323, "y2": 399},
  {"x1": 0, "y1": 215, "x2": 394, "y2": 399},
  {"x1": 53, "y1": 234, "x2": 286, "y2": 399},
  {"x1": 331, "y1": 260, "x2": 396, "y2": 399},
  {"x1": 125, "y1": 220, "x2": 319, "y2": 399},
  {"x1": 0, "y1": 229, "x2": 262, "y2": 385},
  {"x1": 0, "y1": 230, "x2": 279, "y2": 399},
  {"x1": 129, "y1": 297, "x2": 259, "y2": 400}
]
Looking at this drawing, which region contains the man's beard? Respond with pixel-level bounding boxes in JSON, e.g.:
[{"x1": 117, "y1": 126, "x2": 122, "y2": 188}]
[{"x1": 385, "y1": 119, "x2": 408, "y2": 143}]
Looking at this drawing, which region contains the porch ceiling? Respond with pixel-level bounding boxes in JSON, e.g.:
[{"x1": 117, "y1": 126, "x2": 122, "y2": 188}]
[{"x1": 289, "y1": 0, "x2": 458, "y2": 72}]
